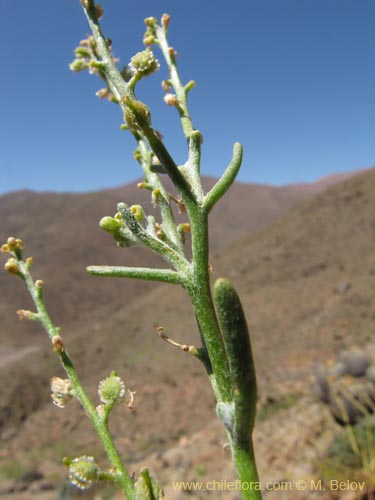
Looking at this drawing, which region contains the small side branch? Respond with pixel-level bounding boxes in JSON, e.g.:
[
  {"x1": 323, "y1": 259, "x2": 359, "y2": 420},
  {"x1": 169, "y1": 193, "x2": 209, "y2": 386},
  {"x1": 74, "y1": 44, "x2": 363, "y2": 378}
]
[
  {"x1": 87, "y1": 265, "x2": 185, "y2": 286},
  {"x1": 156, "y1": 326, "x2": 211, "y2": 370},
  {"x1": 203, "y1": 143, "x2": 243, "y2": 213}
]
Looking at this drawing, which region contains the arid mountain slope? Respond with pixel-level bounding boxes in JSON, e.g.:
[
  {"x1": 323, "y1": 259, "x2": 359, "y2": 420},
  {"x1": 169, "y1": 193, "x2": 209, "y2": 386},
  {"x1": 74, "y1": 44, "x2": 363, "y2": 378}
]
[{"x1": 0, "y1": 169, "x2": 373, "y2": 499}]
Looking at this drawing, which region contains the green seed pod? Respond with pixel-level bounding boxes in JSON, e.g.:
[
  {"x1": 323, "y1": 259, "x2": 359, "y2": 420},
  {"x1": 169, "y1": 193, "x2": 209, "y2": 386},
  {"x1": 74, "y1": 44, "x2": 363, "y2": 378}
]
[{"x1": 213, "y1": 278, "x2": 257, "y2": 443}]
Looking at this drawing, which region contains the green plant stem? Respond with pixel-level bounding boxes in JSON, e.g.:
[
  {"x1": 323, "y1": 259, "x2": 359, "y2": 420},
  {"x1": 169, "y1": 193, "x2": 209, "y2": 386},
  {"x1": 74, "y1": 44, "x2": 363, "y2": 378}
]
[
  {"x1": 137, "y1": 139, "x2": 185, "y2": 252},
  {"x1": 87, "y1": 265, "x2": 186, "y2": 285},
  {"x1": 184, "y1": 205, "x2": 232, "y2": 402},
  {"x1": 155, "y1": 24, "x2": 194, "y2": 139},
  {"x1": 18, "y1": 260, "x2": 136, "y2": 500},
  {"x1": 230, "y1": 438, "x2": 262, "y2": 500},
  {"x1": 204, "y1": 143, "x2": 243, "y2": 213}
]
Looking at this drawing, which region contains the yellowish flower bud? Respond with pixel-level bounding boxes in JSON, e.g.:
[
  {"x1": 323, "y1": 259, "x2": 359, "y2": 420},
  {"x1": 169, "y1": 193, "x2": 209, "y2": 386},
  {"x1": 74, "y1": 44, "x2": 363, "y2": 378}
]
[
  {"x1": 99, "y1": 216, "x2": 122, "y2": 234},
  {"x1": 178, "y1": 223, "x2": 191, "y2": 234},
  {"x1": 6, "y1": 237, "x2": 17, "y2": 251},
  {"x1": 130, "y1": 205, "x2": 144, "y2": 222},
  {"x1": 143, "y1": 35, "x2": 155, "y2": 46},
  {"x1": 152, "y1": 189, "x2": 161, "y2": 207},
  {"x1": 15, "y1": 238, "x2": 25, "y2": 250},
  {"x1": 1, "y1": 244, "x2": 9, "y2": 254},
  {"x1": 144, "y1": 17, "x2": 158, "y2": 28},
  {"x1": 4, "y1": 258, "x2": 20, "y2": 274}
]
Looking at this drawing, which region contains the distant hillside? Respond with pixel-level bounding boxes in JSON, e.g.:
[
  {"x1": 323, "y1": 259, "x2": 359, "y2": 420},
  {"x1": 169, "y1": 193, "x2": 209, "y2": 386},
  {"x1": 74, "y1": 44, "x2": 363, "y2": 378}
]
[
  {"x1": 0, "y1": 174, "x2": 328, "y2": 347},
  {"x1": 0, "y1": 168, "x2": 372, "y2": 498}
]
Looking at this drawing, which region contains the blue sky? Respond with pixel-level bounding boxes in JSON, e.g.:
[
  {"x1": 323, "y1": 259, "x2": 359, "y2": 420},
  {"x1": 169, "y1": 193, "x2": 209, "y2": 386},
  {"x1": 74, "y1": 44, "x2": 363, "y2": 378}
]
[{"x1": 1, "y1": 0, "x2": 374, "y2": 194}]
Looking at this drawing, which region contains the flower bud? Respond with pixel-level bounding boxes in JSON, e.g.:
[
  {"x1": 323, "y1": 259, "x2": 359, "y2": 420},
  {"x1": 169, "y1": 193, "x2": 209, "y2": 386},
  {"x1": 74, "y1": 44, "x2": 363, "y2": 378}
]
[
  {"x1": 130, "y1": 205, "x2": 144, "y2": 222},
  {"x1": 143, "y1": 35, "x2": 155, "y2": 46},
  {"x1": 96, "y1": 87, "x2": 109, "y2": 99},
  {"x1": 68, "y1": 455, "x2": 98, "y2": 490},
  {"x1": 74, "y1": 46, "x2": 91, "y2": 59},
  {"x1": 155, "y1": 223, "x2": 166, "y2": 240},
  {"x1": 51, "y1": 377, "x2": 73, "y2": 408},
  {"x1": 6, "y1": 237, "x2": 17, "y2": 251},
  {"x1": 144, "y1": 17, "x2": 158, "y2": 28},
  {"x1": 168, "y1": 47, "x2": 178, "y2": 59},
  {"x1": 69, "y1": 59, "x2": 89, "y2": 72},
  {"x1": 161, "y1": 80, "x2": 172, "y2": 92},
  {"x1": 161, "y1": 13, "x2": 171, "y2": 28},
  {"x1": 4, "y1": 258, "x2": 20, "y2": 274},
  {"x1": 95, "y1": 3, "x2": 103, "y2": 20},
  {"x1": 15, "y1": 239, "x2": 25, "y2": 250},
  {"x1": 178, "y1": 223, "x2": 190, "y2": 234},
  {"x1": 99, "y1": 216, "x2": 123, "y2": 234},
  {"x1": 17, "y1": 309, "x2": 37, "y2": 321},
  {"x1": 151, "y1": 189, "x2": 161, "y2": 207},
  {"x1": 52, "y1": 335, "x2": 65, "y2": 352},
  {"x1": 1, "y1": 244, "x2": 9, "y2": 254},
  {"x1": 98, "y1": 372, "x2": 126, "y2": 405},
  {"x1": 163, "y1": 93, "x2": 178, "y2": 106}
]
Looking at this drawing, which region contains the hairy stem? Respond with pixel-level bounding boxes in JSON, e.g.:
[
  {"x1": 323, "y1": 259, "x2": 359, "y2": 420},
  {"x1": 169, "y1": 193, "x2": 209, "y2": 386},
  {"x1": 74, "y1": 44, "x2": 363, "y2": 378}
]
[{"x1": 18, "y1": 259, "x2": 136, "y2": 499}]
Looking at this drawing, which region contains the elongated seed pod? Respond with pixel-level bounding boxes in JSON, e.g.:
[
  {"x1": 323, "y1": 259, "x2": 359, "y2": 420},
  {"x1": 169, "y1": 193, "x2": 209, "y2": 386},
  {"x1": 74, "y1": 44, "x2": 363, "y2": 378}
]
[{"x1": 214, "y1": 278, "x2": 257, "y2": 444}]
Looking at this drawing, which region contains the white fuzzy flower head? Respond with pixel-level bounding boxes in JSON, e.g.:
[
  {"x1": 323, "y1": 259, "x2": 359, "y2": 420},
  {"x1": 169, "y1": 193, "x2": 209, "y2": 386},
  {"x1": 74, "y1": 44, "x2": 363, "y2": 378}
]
[
  {"x1": 68, "y1": 455, "x2": 98, "y2": 490},
  {"x1": 129, "y1": 48, "x2": 160, "y2": 78},
  {"x1": 98, "y1": 372, "x2": 126, "y2": 405},
  {"x1": 50, "y1": 377, "x2": 73, "y2": 408}
]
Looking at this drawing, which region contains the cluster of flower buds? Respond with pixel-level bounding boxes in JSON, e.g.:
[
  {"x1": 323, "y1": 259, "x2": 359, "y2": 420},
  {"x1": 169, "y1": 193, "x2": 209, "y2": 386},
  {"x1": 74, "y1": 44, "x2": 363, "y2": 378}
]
[
  {"x1": 1, "y1": 236, "x2": 25, "y2": 255},
  {"x1": 143, "y1": 13, "x2": 170, "y2": 46},
  {"x1": 69, "y1": 33, "x2": 120, "y2": 103},
  {"x1": 1, "y1": 237, "x2": 26, "y2": 275}
]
